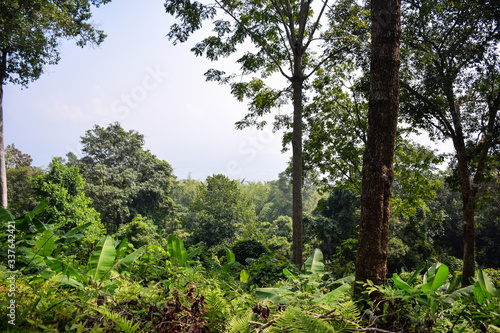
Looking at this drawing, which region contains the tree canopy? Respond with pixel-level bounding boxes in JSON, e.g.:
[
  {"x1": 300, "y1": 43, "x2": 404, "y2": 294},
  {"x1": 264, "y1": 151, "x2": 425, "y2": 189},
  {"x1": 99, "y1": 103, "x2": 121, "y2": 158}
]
[
  {"x1": 400, "y1": 0, "x2": 500, "y2": 285},
  {"x1": 77, "y1": 123, "x2": 175, "y2": 232}
]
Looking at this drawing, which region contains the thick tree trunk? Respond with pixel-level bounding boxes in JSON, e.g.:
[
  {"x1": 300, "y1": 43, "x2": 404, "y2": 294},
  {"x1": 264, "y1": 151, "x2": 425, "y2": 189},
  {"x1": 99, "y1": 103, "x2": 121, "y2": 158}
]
[
  {"x1": 355, "y1": 0, "x2": 401, "y2": 292},
  {"x1": 0, "y1": 83, "x2": 7, "y2": 208},
  {"x1": 462, "y1": 192, "x2": 476, "y2": 286},
  {"x1": 292, "y1": 76, "x2": 304, "y2": 269}
]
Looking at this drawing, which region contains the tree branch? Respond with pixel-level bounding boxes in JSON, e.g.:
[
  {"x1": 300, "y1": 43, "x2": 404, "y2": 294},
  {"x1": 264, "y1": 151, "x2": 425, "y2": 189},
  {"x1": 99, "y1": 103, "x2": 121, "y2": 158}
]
[
  {"x1": 214, "y1": 0, "x2": 292, "y2": 80},
  {"x1": 304, "y1": 0, "x2": 329, "y2": 50}
]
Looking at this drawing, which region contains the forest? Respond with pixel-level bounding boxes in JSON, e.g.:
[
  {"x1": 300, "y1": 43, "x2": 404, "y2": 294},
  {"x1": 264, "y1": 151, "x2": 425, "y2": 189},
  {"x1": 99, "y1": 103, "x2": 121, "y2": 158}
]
[{"x1": 1, "y1": 0, "x2": 500, "y2": 332}]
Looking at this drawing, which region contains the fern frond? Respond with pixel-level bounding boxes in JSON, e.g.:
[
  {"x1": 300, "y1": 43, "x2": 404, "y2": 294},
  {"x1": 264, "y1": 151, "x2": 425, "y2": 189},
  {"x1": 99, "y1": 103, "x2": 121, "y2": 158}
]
[
  {"x1": 94, "y1": 305, "x2": 141, "y2": 333},
  {"x1": 268, "y1": 306, "x2": 336, "y2": 333},
  {"x1": 330, "y1": 300, "x2": 361, "y2": 332},
  {"x1": 226, "y1": 311, "x2": 253, "y2": 333}
]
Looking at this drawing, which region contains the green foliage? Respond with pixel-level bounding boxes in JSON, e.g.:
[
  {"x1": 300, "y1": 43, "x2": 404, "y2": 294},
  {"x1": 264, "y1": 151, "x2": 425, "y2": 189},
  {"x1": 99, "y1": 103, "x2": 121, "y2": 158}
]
[
  {"x1": 231, "y1": 239, "x2": 269, "y2": 265},
  {"x1": 114, "y1": 214, "x2": 159, "y2": 249},
  {"x1": 187, "y1": 174, "x2": 257, "y2": 247},
  {"x1": 5, "y1": 144, "x2": 32, "y2": 169},
  {"x1": 6, "y1": 165, "x2": 43, "y2": 216},
  {"x1": 248, "y1": 254, "x2": 297, "y2": 287},
  {"x1": 0, "y1": 0, "x2": 110, "y2": 87},
  {"x1": 31, "y1": 158, "x2": 105, "y2": 246},
  {"x1": 304, "y1": 189, "x2": 359, "y2": 260},
  {"x1": 78, "y1": 123, "x2": 175, "y2": 232}
]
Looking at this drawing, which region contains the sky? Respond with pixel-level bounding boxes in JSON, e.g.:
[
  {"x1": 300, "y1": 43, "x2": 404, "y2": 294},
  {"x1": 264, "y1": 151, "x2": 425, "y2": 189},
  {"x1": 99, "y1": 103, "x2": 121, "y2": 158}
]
[
  {"x1": 3, "y1": 0, "x2": 292, "y2": 182},
  {"x1": 4, "y1": 0, "x2": 454, "y2": 183}
]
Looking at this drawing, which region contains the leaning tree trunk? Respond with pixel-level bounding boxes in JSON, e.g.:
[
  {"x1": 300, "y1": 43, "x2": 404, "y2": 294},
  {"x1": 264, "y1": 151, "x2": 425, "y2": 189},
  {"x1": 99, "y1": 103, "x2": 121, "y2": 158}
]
[
  {"x1": 291, "y1": 74, "x2": 304, "y2": 270},
  {"x1": 355, "y1": 0, "x2": 401, "y2": 293}
]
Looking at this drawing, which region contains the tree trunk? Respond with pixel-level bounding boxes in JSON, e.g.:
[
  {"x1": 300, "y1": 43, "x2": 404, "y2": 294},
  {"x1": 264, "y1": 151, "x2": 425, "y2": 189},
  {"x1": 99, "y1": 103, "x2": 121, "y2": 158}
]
[
  {"x1": 292, "y1": 75, "x2": 304, "y2": 269},
  {"x1": 0, "y1": 84, "x2": 7, "y2": 209},
  {"x1": 355, "y1": 0, "x2": 401, "y2": 293}
]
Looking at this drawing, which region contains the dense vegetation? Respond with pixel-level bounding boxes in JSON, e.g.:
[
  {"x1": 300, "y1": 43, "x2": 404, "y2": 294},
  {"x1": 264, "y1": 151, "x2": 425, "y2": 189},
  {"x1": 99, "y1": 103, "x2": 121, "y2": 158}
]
[{"x1": 1, "y1": 0, "x2": 500, "y2": 332}]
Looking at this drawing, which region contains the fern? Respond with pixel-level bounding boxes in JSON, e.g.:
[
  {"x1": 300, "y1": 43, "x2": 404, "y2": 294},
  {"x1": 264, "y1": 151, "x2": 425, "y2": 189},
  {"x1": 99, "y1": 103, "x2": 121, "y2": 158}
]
[
  {"x1": 330, "y1": 300, "x2": 361, "y2": 332},
  {"x1": 93, "y1": 306, "x2": 141, "y2": 333},
  {"x1": 204, "y1": 286, "x2": 233, "y2": 332},
  {"x1": 268, "y1": 307, "x2": 336, "y2": 333},
  {"x1": 227, "y1": 311, "x2": 253, "y2": 333}
]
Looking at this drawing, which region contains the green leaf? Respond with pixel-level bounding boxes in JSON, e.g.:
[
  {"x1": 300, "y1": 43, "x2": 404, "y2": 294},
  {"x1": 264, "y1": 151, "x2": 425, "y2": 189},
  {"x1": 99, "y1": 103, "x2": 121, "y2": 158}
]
[
  {"x1": 477, "y1": 269, "x2": 496, "y2": 299},
  {"x1": 55, "y1": 234, "x2": 84, "y2": 244},
  {"x1": 444, "y1": 285, "x2": 474, "y2": 304},
  {"x1": 0, "y1": 207, "x2": 15, "y2": 222},
  {"x1": 167, "y1": 234, "x2": 188, "y2": 266},
  {"x1": 55, "y1": 275, "x2": 84, "y2": 289},
  {"x1": 421, "y1": 263, "x2": 449, "y2": 291},
  {"x1": 392, "y1": 273, "x2": 412, "y2": 292},
  {"x1": 46, "y1": 259, "x2": 84, "y2": 283},
  {"x1": 240, "y1": 269, "x2": 250, "y2": 283},
  {"x1": 313, "y1": 283, "x2": 351, "y2": 304},
  {"x1": 283, "y1": 268, "x2": 297, "y2": 281},
  {"x1": 31, "y1": 217, "x2": 47, "y2": 233},
  {"x1": 88, "y1": 236, "x2": 116, "y2": 281},
  {"x1": 301, "y1": 248, "x2": 324, "y2": 275},
  {"x1": 225, "y1": 247, "x2": 236, "y2": 263},
  {"x1": 407, "y1": 262, "x2": 426, "y2": 284},
  {"x1": 32, "y1": 199, "x2": 49, "y2": 215},
  {"x1": 115, "y1": 247, "x2": 145, "y2": 274},
  {"x1": 115, "y1": 237, "x2": 129, "y2": 258},
  {"x1": 255, "y1": 287, "x2": 293, "y2": 303},
  {"x1": 35, "y1": 230, "x2": 55, "y2": 257},
  {"x1": 64, "y1": 222, "x2": 92, "y2": 237},
  {"x1": 473, "y1": 281, "x2": 486, "y2": 305}
]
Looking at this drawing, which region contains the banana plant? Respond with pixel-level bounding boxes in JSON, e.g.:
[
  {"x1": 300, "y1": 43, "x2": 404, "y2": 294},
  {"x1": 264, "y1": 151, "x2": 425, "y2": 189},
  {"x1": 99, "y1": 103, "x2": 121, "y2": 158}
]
[
  {"x1": 46, "y1": 235, "x2": 145, "y2": 292},
  {"x1": 166, "y1": 234, "x2": 203, "y2": 268},
  {"x1": 256, "y1": 249, "x2": 328, "y2": 303}
]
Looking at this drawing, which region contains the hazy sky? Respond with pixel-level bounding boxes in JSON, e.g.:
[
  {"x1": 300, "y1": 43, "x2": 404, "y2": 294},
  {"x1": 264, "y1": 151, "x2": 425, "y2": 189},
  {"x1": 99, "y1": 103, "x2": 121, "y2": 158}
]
[{"x1": 4, "y1": 0, "x2": 292, "y2": 181}]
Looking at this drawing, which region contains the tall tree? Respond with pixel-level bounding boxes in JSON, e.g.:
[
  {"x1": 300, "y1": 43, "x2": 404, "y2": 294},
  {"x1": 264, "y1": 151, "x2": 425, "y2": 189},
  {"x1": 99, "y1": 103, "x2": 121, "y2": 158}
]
[
  {"x1": 0, "y1": 0, "x2": 111, "y2": 208},
  {"x1": 165, "y1": 0, "x2": 360, "y2": 268},
  {"x1": 78, "y1": 123, "x2": 175, "y2": 233},
  {"x1": 187, "y1": 174, "x2": 257, "y2": 247},
  {"x1": 399, "y1": 0, "x2": 500, "y2": 285},
  {"x1": 354, "y1": 0, "x2": 401, "y2": 291}
]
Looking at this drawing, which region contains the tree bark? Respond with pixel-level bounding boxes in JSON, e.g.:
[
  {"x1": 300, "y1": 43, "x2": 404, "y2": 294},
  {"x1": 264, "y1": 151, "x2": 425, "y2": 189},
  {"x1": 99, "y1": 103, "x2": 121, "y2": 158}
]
[
  {"x1": 355, "y1": 0, "x2": 401, "y2": 292},
  {"x1": 455, "y1": 99, "x2": 499, "y2": 286},
  {"x1": 0, "y1": 49, "x2": 8, "y2": 208},
  {"x1": 292, "y1": 75, "x2": 304, "y2": 269}
]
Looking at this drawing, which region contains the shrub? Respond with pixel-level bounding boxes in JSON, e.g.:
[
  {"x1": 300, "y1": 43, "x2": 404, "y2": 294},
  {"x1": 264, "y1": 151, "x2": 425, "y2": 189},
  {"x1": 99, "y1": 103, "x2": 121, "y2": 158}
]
[{"x1": 231, "y1": 239, "x2": 269, "y2": 265}]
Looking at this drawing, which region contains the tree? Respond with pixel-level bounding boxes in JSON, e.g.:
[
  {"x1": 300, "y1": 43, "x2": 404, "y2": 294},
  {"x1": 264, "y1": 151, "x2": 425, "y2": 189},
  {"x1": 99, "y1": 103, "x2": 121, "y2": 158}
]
[
  {"x1": 32, "y1": 158, "x2": 106, "y2": 246},
  {"x1": 187, "y1": 174, "x2": 257, "y2": 247},
  {"x1": 5, "y1": 144, "x2": 32, "y2": 169},
  {"x1": 165, "y1": 0, "x2": 361, "y2": 268},
  {"x1": 77, "y1": 123, "x2": 175, "y2": 233},
  {"x1": 303, "y1": 189, "x2": 359, "y2": 261},
  {"x1": 354, "y1": 0, "x2": 401, "y2": 291},
  {"x1": 4, "y1": 144, "x2": 41, "y2": 215},
  {"x1": 302, "y1": 59, "x2": 444, "y2": 215},
  {"x1": 399, "y1": 0, "x2": 500, "y2": 285},
  {"x1": 7, "y1": 168, "x2": 43, "y2": 217},
  {"x1": 0, "y1": 0, "x2": 111, "y2": 208}
]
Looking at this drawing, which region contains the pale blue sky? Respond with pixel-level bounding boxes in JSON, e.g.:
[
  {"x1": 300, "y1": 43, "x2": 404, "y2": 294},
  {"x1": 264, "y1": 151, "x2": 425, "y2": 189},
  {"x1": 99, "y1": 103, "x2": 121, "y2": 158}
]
[{"x1": 4, "y1": 0, "x2": 292, "y2": 181}]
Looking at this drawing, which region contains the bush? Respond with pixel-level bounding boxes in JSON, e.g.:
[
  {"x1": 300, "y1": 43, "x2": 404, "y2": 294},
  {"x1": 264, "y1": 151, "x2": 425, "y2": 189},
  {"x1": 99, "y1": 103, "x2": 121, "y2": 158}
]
[
  {"x1": 231, "y1": 239, "x2": 269, "y2": 265},
  {"x1": 248, "y1": 254, "x2": 297, "y2": 287}
]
